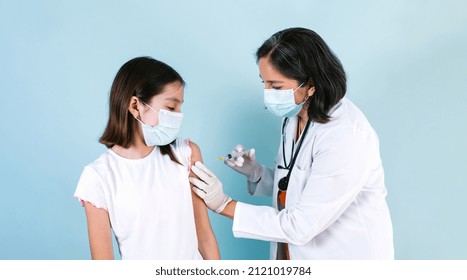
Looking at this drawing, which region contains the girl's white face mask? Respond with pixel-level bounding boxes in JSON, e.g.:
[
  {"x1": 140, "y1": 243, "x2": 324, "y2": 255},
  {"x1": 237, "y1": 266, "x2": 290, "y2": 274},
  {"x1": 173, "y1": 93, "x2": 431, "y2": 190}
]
[
  {"x1": 135, "y1": 102, "x2": 183, "y2": 146},
  {"x1": 263, "y1": 83, "x2": 305, "y2": 118}
]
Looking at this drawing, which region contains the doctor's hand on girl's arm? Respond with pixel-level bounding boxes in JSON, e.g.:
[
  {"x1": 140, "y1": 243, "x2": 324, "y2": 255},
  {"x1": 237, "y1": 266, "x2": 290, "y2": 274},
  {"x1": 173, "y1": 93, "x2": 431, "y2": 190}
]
[{"x1": 190, "y1": 161, "x2": 237, "y2": 219}]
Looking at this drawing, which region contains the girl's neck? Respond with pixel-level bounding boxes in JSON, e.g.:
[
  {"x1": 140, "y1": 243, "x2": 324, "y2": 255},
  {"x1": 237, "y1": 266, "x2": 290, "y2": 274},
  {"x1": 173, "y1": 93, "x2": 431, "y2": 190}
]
[{"x1": 111, "y1": 141, "x2": 155, "y2": 159}]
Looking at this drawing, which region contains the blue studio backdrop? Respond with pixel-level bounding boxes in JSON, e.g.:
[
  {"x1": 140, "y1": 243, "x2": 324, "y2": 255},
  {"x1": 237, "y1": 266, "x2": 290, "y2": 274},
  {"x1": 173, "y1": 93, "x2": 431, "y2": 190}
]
[{"x1": 1, "y1": 0, "x2": 466, "y2": 259}]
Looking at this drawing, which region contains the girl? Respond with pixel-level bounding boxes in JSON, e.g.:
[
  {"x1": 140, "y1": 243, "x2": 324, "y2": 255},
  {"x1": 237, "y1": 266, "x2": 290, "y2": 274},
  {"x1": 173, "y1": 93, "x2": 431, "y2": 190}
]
[{"x1": 75, "y1": 56, "x2": 219, "y2": 260}]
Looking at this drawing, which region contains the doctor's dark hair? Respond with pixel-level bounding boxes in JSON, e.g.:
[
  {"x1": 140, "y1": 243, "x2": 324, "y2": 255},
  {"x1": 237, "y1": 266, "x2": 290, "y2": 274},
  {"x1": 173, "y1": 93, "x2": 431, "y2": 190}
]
[
  {"x1": 99, "y1": 56, "x2": 185, "y2": 163},
  {"x1": 256, "y1": 27, "x2": 346, "y2": 123}
]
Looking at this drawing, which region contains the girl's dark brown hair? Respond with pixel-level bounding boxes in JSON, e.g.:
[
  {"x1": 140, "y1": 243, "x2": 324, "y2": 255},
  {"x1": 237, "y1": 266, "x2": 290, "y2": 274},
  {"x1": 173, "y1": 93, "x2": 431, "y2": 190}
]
[{"x1": 99, "y1": 56, "x2": 185, "y2": 164}]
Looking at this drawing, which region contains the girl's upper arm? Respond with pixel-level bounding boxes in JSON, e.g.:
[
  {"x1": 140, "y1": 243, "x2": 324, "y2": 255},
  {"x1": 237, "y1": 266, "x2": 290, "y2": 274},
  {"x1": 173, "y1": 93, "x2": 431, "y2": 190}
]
[
  {"x1": 83, "y1": 201, "x2": 114, "y2": 260},
  {"x1": 188, "y1": 141, "x2": 206, "y2": 211},
  {"x1": 188, "y1": 141, "x2": 220, "y2": 259},
  {"x1": 188, "y1": 141, "x2": 203, "y2": 166}
]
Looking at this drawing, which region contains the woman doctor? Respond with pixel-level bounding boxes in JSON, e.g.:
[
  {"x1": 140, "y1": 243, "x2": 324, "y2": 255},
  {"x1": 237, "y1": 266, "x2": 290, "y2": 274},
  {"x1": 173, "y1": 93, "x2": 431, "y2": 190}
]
[{"x1": 190, "y1": 27, "x2": 394, "y2": 259}]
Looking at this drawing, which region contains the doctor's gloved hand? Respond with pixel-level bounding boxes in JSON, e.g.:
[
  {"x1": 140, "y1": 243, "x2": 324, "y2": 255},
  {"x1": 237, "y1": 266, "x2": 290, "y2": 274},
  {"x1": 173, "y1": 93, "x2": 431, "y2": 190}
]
[
  {"x1": 224, "y1": 144, "x2": 263, "y2": 183},
  {"x1": 190, "y1": 162, "x2": 232, "y2": 213}
]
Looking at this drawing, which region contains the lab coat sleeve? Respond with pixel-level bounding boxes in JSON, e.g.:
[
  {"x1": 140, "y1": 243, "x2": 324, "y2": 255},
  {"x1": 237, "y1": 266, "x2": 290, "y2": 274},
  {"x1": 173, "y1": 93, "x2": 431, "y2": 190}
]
[
  {"x1": 233, "y1": 125, "x2": 374, "y2": 245},
  {"x1": 246, "y1": 165, "x2": 274, "y2": 196}
]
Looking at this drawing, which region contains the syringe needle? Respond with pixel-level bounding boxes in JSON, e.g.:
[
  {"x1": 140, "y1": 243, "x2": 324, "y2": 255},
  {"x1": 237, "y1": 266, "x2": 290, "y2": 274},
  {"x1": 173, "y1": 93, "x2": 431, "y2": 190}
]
[{"x1": 217, "y1": 150, "x2": 250, "y2": 161}]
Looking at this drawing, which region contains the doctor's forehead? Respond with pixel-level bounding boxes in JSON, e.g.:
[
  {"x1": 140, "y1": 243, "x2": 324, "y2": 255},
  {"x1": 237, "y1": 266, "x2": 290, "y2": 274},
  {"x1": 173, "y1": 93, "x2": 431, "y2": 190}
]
[{"x1": 258, "y1": 58, "x2": 288, "y2": 82}]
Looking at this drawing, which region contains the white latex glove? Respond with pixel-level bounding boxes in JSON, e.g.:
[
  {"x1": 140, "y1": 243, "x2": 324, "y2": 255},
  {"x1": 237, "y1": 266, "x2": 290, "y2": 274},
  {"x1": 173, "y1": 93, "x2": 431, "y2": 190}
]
[
  {"x1": 224, "y1": 144, "x2": 263, "y2": 183},
  {"x1": 189, "y1": 161, "x2": 232, "y2": 213}
]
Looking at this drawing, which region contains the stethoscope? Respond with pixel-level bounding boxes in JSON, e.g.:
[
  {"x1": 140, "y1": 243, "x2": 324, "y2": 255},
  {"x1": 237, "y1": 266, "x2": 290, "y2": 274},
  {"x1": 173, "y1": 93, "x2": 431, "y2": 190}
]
[
  {"x1": 275, "y1": 100, "x2": 341, "y2": 191},
  {"x1": 277, "y1": 117, "x2": 313, "y2": 191}
]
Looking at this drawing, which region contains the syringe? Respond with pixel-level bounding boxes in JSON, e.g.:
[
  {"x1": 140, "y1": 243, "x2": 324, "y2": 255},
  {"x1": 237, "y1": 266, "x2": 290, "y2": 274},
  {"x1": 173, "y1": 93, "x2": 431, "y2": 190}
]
[{"x1": 217, "y1": 150, "x2": 250, "y2": 161}]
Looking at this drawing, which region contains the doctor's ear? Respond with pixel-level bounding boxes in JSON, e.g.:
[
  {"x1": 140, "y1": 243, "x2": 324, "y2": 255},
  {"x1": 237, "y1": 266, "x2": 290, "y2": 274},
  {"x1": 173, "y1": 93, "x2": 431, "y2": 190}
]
[
  {"x1": 307, "y1": 85, "x2": 315, "y2": 97},
  {"x1": 128, "y1": 96, "x2": 140, "y2": 118}
]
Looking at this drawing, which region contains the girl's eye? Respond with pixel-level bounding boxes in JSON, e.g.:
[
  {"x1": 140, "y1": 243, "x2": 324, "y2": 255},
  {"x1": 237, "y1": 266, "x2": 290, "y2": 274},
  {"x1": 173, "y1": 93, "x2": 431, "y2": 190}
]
[
  {"x1": 167, "y1": 107, "x2": 175, "y2": 111},
  {"x1": 272, "y1": 86, "x2": 281, "y2": 90}
]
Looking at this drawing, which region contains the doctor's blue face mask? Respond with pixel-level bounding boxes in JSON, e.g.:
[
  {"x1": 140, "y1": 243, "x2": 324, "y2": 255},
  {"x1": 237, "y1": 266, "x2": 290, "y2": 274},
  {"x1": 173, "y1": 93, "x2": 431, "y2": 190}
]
[
  {"x1": 134, "y1": 101, "x2": 183, "y2": 146},
  {"x1": 263, "y1": 83, "x2": 305, "y2": 117}
]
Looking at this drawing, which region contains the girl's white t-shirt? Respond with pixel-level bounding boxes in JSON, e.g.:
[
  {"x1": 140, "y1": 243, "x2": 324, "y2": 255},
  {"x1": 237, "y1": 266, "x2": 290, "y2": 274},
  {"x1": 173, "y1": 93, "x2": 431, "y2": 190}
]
[{"x1": 74, "y1": 138, "x2": 202, "y2": 260}]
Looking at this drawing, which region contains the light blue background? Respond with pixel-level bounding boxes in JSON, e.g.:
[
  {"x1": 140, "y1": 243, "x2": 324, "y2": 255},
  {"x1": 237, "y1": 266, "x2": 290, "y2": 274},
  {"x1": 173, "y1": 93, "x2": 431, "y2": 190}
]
[{"x1": 1, "y1": 0, "x2": 466, "y2": 260}]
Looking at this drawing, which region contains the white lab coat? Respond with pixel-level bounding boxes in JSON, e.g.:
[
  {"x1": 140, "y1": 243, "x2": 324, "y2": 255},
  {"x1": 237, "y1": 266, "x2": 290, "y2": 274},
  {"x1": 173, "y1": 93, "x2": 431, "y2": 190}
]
[{"x1": 232, "y1": 97, "x2": 394, "y2": 259}]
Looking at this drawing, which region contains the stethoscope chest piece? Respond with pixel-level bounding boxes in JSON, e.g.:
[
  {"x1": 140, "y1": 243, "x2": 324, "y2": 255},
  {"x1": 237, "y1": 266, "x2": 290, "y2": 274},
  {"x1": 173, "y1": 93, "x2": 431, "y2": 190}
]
[{"x1": 278, "y1": 176, "x2": 289, "y2": 191}]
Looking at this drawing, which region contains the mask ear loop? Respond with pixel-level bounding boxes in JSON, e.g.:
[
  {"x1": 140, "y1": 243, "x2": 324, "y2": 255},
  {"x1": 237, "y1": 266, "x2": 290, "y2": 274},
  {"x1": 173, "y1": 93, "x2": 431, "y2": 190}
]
[
  {"x1": 293, "y1": 82, "x2": 305, "y2": 93},
  {"x1": 142, "y1": 102, "x2": 159, "y2": 114},
  {"x1": 293, "y1": 82, "x2": 308, "y2": 105},
  {"x1": 133, "y1": 115, "x2": 144, "y2": 125},
  {"x1": 134, "y1": 99, "x2": 161, "y2": 126}
]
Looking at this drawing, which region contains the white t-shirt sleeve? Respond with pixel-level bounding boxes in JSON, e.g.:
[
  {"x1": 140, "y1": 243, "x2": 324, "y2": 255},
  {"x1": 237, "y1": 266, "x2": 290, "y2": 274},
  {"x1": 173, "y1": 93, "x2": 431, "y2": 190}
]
[
  {"x1": 74, "y1": 166, "x2": 108, "y2": 211},
  {"x1": 173, "y1": 138, "x2": 192, "y2": 171}
]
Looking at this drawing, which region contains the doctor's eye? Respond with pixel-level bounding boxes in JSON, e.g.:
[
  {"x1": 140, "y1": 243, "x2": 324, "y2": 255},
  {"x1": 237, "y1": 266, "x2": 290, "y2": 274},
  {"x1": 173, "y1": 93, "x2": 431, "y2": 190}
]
[
  {"x1": 167, "y1": 107, "x2": 175, "y2": 111},
  {"x1": 272, "y1": 86, "x2": 282, "y2": 90}
]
